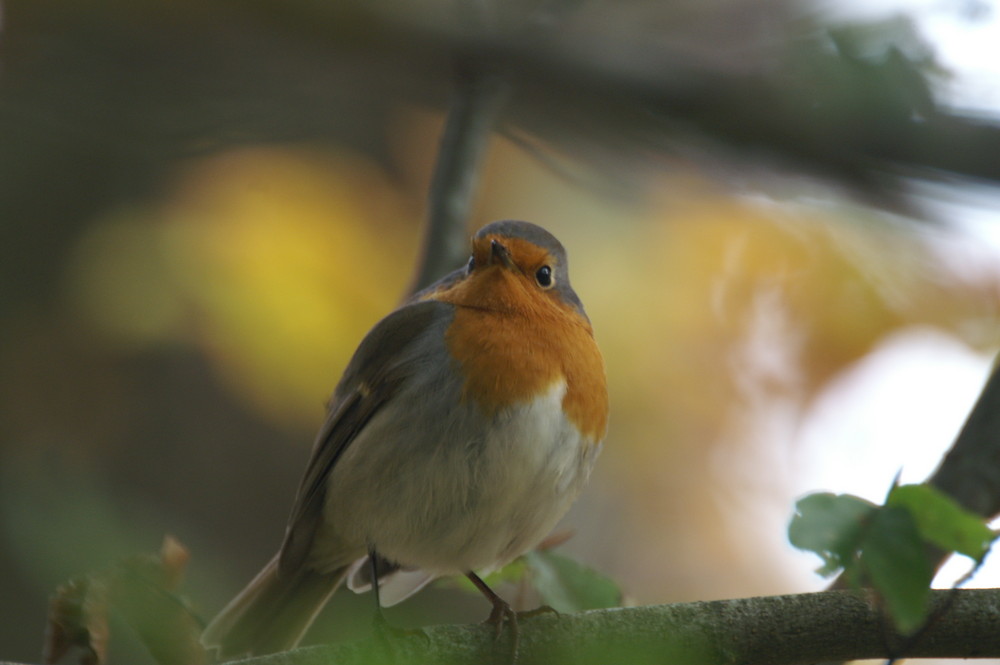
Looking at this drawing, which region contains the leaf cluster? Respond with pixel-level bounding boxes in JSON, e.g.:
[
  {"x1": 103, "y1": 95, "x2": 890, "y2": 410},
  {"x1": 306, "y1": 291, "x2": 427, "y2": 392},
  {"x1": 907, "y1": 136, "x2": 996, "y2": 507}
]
[{"x1": 789, "y1": 484, "x2": 997, "y2": 633}]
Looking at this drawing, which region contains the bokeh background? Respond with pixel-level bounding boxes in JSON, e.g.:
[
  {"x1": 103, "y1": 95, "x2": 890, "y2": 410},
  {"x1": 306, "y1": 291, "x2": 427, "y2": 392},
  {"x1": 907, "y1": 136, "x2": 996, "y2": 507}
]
[{"x1": 2, "y1": 1, "x2": 1000, "y2": 663}]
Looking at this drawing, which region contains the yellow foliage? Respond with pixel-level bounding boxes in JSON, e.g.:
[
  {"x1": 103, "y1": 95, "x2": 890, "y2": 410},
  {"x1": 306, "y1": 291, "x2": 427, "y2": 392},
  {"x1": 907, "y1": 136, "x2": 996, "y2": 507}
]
[{"x1": 69, "y1": 147, "x2": 419, "y2": 429}]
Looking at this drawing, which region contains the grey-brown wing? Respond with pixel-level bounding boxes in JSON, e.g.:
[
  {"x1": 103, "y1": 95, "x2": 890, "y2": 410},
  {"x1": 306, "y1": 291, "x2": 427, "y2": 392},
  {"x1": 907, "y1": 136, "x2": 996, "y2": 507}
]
[{"x1": 277, "y1": 300, "x2": 453, "y2": 573}]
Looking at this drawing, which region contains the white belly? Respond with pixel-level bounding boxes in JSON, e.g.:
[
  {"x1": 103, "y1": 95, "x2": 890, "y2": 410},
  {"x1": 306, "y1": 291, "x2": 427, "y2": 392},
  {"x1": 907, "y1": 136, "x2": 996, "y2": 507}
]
[{"x1": 316, "y1": 379, "x2": 599, "y2": 577}]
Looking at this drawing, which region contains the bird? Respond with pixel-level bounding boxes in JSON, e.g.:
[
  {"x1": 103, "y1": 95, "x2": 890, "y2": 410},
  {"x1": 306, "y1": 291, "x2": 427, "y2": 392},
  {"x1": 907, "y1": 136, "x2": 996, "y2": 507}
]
[{"x1": 201, "y1": 220, "x2": 609, "y2": 658}]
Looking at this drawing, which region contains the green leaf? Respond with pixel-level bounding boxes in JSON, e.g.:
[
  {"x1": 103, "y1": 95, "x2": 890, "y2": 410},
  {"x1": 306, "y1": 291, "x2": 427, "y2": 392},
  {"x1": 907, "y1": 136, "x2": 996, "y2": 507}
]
[
  {"x1": 887, "y1": 484, "x2": 997, "y2": 560},
  {"x1": 523, "y1": 551, "x2": 621, "y2": 612},
  {"x1": 860, "y1": 505, "x2": 934, "y2": 634},
  {"x1": 482, "y1": 557, "x2": 529, "y2": 586},
  {"x1": 788, "y1": 485, "x2": 997, "y2": 636},
  {"x1": 449, "y1": 558, "x2": 529, "y2": 594},
  {"x1": 788, "y1": 493, "x2": 878, "y2": 576}
]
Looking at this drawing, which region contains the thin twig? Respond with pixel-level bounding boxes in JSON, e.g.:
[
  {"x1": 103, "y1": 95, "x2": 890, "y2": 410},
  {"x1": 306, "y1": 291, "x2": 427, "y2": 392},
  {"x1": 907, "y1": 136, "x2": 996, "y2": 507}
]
[{"x1": 498, "y1": 127, "x2": 631, "y2": 202}]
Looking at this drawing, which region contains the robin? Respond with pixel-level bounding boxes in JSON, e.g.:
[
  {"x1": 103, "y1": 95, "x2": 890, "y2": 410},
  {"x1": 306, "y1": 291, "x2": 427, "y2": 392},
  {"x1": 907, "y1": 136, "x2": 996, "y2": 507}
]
[{"x1": 201, "y1": 220, "x2": 609, "y2": 657}]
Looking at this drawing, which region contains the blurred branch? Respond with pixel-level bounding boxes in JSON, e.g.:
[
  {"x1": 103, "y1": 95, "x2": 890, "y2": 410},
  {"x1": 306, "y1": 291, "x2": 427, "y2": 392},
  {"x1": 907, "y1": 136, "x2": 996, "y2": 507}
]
[
  {"x1": 8, "y1": 0, "x2": 1000, "y2": 253},
  {"x1": 206, "y1": 589, "x2": 1000, "y2": 665},
  {"x1": 410, "y1": 59, "x2": 509, "y2": 293}
]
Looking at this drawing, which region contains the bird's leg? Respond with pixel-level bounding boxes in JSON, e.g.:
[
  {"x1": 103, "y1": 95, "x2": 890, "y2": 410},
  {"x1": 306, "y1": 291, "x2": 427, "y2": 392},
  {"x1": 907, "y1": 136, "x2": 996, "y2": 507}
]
[
  {"x1": 368, "y1": 549, "x2": 428, "y2": 650},
  {"x1": 369, "y1": 549, "x2": 390, "y2": 630},
  {"x1": 368, "y1": 548, "x2": 404, "y2": 659},
  {"x1": 466, "y1": 571, "x2": 519, "y2": 655}
]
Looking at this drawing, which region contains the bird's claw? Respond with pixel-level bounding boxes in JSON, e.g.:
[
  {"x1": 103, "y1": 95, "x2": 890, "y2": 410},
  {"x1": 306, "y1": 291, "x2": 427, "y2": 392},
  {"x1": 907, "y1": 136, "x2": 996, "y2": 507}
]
[{"x1": 516, "y1": 604, "x2": 560, "y2": 620}]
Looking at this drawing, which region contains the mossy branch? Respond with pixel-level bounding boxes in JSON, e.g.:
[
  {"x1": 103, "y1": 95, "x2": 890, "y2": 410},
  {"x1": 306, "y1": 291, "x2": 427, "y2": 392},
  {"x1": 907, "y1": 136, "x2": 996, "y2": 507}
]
[{"x1": 220, "y1": 589, "x2": 1000, "y2": 665}]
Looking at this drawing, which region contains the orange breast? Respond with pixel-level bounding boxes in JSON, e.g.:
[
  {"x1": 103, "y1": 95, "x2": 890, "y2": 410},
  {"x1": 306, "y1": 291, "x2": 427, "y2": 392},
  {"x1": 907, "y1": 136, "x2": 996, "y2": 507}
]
[{"x1": 430, "y1": 269, "x2": 608, "y2": 442}]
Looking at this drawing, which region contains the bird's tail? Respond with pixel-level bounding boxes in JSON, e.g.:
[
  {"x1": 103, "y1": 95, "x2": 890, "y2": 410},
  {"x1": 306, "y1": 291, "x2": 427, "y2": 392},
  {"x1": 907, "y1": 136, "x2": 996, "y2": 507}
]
[{"x1": 201, "y1": 554, "x2": 347, "y2": 658}]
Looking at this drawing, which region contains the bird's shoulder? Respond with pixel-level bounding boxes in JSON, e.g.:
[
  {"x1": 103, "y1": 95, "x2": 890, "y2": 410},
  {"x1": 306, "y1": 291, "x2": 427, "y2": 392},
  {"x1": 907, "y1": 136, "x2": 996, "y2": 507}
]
[{"x1": 330, "y1": 298, "x2": 455, "y2": 407}]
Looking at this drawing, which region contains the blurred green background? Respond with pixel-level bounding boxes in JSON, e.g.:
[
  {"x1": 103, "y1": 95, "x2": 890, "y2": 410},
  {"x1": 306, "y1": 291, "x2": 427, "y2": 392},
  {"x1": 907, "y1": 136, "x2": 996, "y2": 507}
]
[{"x1": 2, "y1": 1, "x2": 1000, "y2": 663}]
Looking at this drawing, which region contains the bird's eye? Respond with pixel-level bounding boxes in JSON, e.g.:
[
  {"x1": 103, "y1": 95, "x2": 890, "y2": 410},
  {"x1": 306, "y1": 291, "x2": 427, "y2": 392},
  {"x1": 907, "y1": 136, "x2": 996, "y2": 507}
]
[
  {"x1": 467, "y1": 256, "x2": 475, "y2": 273},
  {"x1": 535, "y1": 265, "x2": 554, "y2": 289}
]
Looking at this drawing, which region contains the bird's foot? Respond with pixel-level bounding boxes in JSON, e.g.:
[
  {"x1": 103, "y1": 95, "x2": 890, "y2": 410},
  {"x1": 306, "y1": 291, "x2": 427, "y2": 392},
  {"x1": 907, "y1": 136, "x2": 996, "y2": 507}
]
[
  {"x1": 371, "y1": 609, "x2": 430, "y2": 656},
  {"x1": 483, "y1": 596, "x2": 521, "y2": 664}
]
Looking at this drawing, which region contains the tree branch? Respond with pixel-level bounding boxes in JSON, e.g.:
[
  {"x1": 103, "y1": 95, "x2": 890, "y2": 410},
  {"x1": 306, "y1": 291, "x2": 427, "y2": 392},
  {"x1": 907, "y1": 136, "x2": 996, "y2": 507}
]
[
  {"x1": 203, "y1": 589, "x2": 1000, "y2": 665},
  {"x1": 928, "y1": 355, "x2": 1000, "y2": 520}
]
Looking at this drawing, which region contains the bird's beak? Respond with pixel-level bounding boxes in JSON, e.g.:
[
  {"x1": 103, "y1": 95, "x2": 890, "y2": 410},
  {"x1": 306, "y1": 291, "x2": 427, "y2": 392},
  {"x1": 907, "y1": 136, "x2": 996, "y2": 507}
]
[{"x1": 490, "y1": 239, "x2": 516, "y2": 270}]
